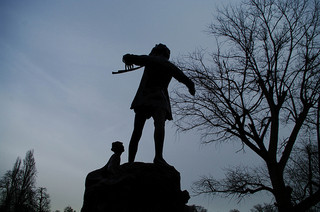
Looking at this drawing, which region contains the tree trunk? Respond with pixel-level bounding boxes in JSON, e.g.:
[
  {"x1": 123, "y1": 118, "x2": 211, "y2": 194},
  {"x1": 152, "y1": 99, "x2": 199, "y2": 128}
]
[{"x1": 267, "y1": 161, "x2": 293, "y2": 212}]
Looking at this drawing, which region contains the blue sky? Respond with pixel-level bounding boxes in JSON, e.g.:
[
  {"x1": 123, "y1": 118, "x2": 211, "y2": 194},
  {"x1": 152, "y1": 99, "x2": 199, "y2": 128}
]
[{"x1": 0, "y1": 1, "x2": 270, "y2": 211}]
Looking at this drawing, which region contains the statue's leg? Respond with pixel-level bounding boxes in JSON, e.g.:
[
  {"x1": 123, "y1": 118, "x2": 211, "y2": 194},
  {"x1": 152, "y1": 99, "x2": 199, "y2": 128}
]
[
  {"x1": 128, "y1": 112, "x2": 147, "y2": 163},
  {"x1": 152, "y1": 109, "x2": 166, "y2": 163}
]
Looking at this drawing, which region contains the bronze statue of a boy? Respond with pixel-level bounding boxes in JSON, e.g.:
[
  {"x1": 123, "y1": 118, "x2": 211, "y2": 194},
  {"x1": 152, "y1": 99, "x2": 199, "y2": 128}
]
[{"x1": 122, "y1": 44, "x2": 195, "y2": 165}]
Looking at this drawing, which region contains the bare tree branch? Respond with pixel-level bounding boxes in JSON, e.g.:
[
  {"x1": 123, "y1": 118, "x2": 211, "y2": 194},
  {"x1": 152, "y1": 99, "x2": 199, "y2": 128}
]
[{"x1": 172, "y1": 0, "x2": 320, "y2": 211}]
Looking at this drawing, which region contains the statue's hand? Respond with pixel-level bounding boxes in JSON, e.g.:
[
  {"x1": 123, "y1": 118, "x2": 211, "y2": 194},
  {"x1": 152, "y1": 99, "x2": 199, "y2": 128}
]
[
  {"x1": 126, "y1": 64, "x2": 134, "y2": 70},
  {"x1": 122, "y1": 54, "x2": 131, "y2": 64},
  {"x1": 122, "y1": 54, "x2": 135, "y2": 70}
]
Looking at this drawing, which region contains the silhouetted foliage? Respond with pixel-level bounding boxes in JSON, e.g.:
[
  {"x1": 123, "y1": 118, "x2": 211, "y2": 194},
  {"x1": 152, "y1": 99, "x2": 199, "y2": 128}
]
[
  {"x1": 250, "y1": 203, "x2": 278, "y2": 212},
  {"x1": 189, "y1": 205, "x2": 207, "y2": 212},
  {"x1": 285, "y1": 141, "x2": 320, "y2": 210},
  {"x1": 64, "y1": 205, "x2": 75, "y2": 212},
  {"x1": 172, "y1": 0, "x2": 320, "y2": 211},
  {"x1": 35, "y1": 187, "x2": 50, "y2": 212},
  {"x1": 0, "y1": 150, "x2": 51, "y2": 212}
]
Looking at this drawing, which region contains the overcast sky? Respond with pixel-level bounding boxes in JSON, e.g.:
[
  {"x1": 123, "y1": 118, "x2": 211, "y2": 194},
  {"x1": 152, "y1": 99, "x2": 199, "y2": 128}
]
[{"x1": 0, "y1": 1, "x2": 270, "y2": 211}]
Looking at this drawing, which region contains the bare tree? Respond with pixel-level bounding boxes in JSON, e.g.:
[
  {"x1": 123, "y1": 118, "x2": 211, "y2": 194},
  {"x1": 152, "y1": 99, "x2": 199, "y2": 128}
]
[
  {"x1": 0, "y1": 150, "x2": 38, "y2": 211},
  {"x1": 36, "y1": 187, "x2": 50, "y2": 212},
  {"x1": 285, "y1": 141, "x2": 320, "y2": 210},
  {"x1": 16, "y1": 150, "x2": 37, "y2": 211},
  {"x1": 0, "y1": 150, "x2": 51, "y2": 212},
  {"x1": 0, "y1": 157, "x2": 22, "y2": 211},
  {"x1": 172, "y1": 0, "x2": 320, "y2": 211}
]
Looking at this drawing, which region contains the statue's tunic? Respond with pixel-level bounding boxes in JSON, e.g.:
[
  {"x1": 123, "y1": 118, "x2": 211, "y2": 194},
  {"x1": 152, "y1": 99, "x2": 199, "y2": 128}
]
[{"x1": 123, "y1": 54, "x2": 193, "y2": 120}]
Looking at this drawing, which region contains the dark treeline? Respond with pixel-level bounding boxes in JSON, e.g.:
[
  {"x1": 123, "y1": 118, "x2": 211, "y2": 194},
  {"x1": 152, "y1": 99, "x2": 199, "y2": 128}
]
[
  {"x1": 0, "y1": 150, "x2": 76, "y2": 212},
  {"x1": 0, "y1": 150, "x2": 49, "y2": 212}
]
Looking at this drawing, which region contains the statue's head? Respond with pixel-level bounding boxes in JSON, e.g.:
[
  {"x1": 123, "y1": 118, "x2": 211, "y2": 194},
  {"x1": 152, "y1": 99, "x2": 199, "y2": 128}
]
[
  {"x1": 111, "y1": 141, "x2": 124, "y2": 154},
  {"x1": 149, "y1": 43, "x2": 170, "y2": 59}
]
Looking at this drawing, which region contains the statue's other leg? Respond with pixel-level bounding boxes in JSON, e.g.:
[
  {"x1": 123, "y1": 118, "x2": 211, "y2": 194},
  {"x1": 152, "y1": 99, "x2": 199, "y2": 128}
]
[
  {"x1": 128, "y1": 113, "x2": 146, "y2": 163},
  {"x1": 152, "y1": 109, "x2": 167, "y2": 164}
]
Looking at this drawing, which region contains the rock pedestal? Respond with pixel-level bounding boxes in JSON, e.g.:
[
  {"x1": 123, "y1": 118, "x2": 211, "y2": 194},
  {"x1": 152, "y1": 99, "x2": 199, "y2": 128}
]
[{"x1": 81, "y1": 162, "x2": 190, "y2": 212}]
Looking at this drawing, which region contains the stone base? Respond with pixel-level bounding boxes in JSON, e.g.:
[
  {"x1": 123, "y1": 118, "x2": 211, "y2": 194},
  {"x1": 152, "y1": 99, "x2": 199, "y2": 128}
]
[{"x1": 81, "y1": 162, "x2": 190, "y2": 212}]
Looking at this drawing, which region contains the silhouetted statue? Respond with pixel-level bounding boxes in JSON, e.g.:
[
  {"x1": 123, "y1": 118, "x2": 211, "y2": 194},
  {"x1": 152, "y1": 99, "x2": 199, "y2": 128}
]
[
  {"x1": 83, "y1": 141, "x2": 124, "y2": 197},
  {"x1": 105, "y1": 141, "x2": 125, "y2": 173},
  {"x1": 122, "y1": 44, "x2": 195, "y2": 165}
]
